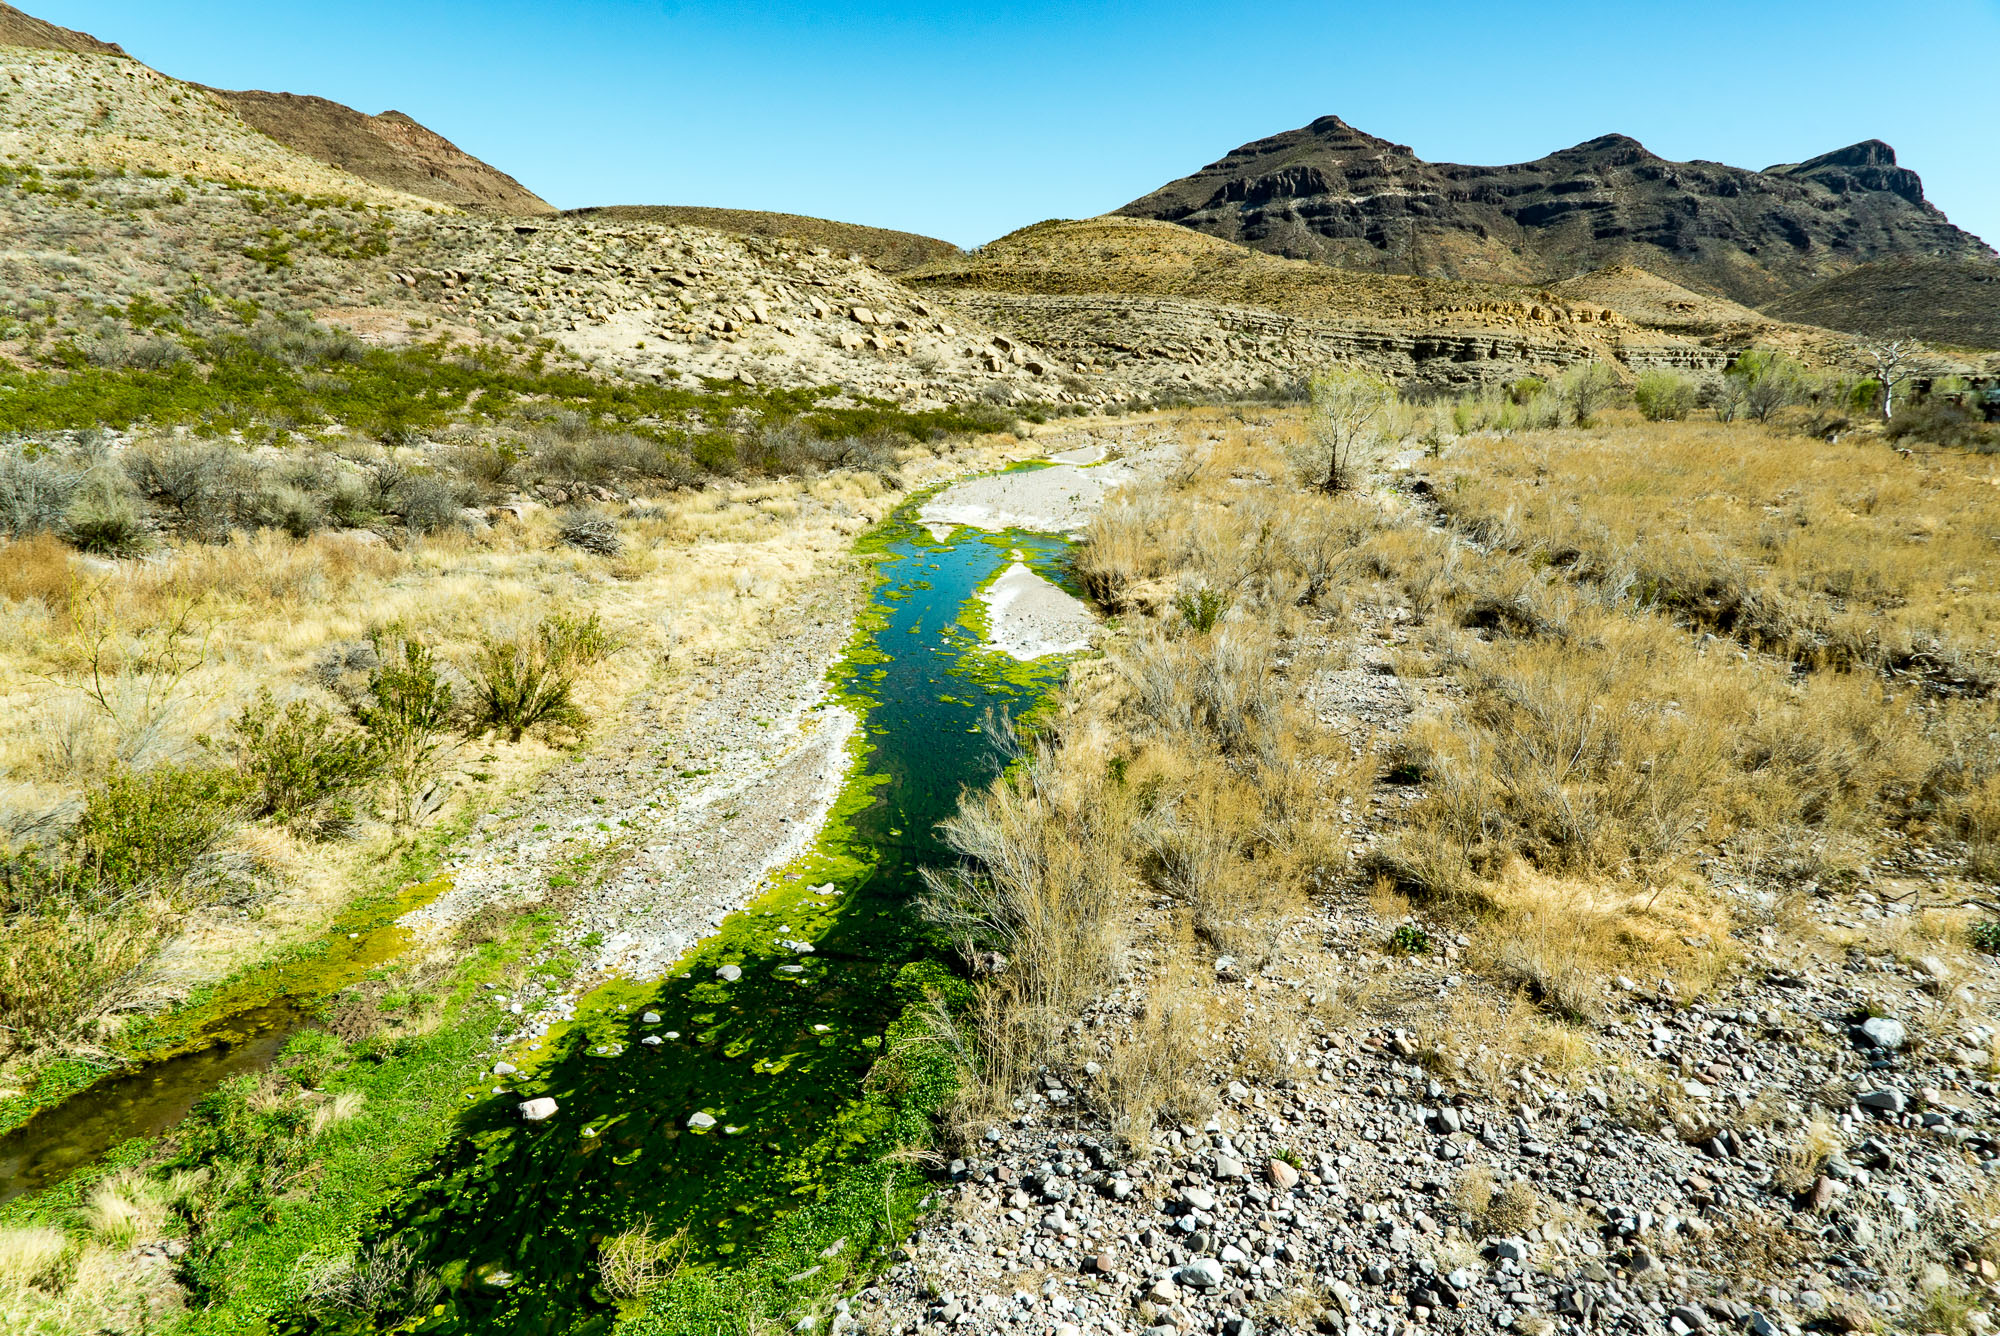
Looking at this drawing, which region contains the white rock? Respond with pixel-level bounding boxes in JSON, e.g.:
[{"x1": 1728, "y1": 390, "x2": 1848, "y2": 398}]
[
  {"x1": 519, "y1": 1097, "x2": 558, "y2": 1122},
  {"x1": 688, "y1": 1111, "x2": 718, "y2": 1130},
  {"x1": 717, "y1": 965, "x2": 743, "y2": 982}
]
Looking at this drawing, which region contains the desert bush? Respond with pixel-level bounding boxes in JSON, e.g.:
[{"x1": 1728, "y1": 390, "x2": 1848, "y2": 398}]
[
  {"x1": 1172, "y1": 582, "x2": 1230, "y2": 634},
  {"x1": 233, "y1": 690, "x2": 382, "y2": 838},
  {"x1": 126, "y1": 440, "x2": 246, "y2": 540},
  {"x1": 0, "y1": 447, "x2": 82, "y2": 537},
  {"x1": 359, "y1": 637, "x2": 455, "y2": 825},
  {"x1": 1729, "y1": 349, "x2": 1807, "y2": 423},
  {"x1": 0, "y1": 902, "x2": 164, "y2": 1054},
  {"x1": 63, "y1": 471, "x2": 149, "y2": 555},
  {"x1": 387, "y1": 472, "x2": 460, "y2": 534},
  {"x1": 71, "y1": 761, "x2": 246, "y2": 897},
  {"x1": 557, "y1": 508, "x2": 621, "y2": 555},
  {"x1": 1633, "y1": 369, "x2": 1699, "y2": 422},
  {"x1": 469, "y1": 614, "x2": 616, "y2": 742},
  {"x1": 1886, "y1": 398, "x2": 1996, "y2": 452},
  {"x1": 1287, "y1": 366, "x2": 1395, "y2": 492},
  {"x1": 1556, "y1": 362, "x2": 1621, "y2": 427}
]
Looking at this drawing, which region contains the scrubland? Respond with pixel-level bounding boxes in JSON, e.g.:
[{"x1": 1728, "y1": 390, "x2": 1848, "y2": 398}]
[{"x1": 918, "y1": 397, "x2": 2000, "y2": 1329}]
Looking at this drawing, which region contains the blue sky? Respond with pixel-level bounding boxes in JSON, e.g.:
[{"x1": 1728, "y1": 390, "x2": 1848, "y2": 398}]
[{"x1": 31, "y1": 1, "x2": 2000, "y2": 251}]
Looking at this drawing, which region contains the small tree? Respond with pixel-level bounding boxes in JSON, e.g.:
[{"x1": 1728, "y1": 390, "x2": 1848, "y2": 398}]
[
  {"x1": 1860, "y1": 337, "x2": 1929, "y2": 420},
  {"x1": 1729, "y1": 349, "x2": 1806, "y2": 423},
  {"x1": 1291, "y1": 367, "x2": 1396, "y2": 492},
  {"x1": 1557, "y1": 362, "x2": 1621, "y2": 427}
]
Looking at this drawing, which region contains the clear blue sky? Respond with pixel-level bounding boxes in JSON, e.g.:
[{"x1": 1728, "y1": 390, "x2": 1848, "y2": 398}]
[{"x1": 31, "y1": 0, "x2": 2000, "y2": 251}]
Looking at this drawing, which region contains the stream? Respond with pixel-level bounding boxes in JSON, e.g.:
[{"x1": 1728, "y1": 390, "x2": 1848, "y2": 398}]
[
  {"x1": 321, "y1": 494, "x2": 1084, "y2": 1332},
  {"x1": 0, "y1": 475, "x2": 1089, "y2": 1332}
]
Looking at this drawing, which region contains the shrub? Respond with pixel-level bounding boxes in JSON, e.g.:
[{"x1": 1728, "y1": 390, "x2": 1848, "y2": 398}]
[
  {"x1": 468, "y1": 613, "x2": 615, "y2": 743},
  {"x1": 126, "y1": 441, "x2": 244, "y2": 540},
  {"x1": 359, "y1": 638, "x2": 456, "y2": 825},
  {"x1": 1886, "y1": 398, "x2": 1995, "y2": 452},
  {"x1": 557, "y1": 508, "x2": 621, "y2": 555},
  {"x1": 71, "y1": 762, "x2": 246, "y2": 896},
  {"x1": 233, "y1": 690, "x2": 382, "y2": 837},
  {"x1": 63, "y1": 474, "x2": 148, "y2": 555},
  {"x1": 1556, "y1": 362, "x2": 1621, "y2": 427},
  {"x1": 1172, "y1": 583, "x2": 1230, "y2": 634},
  {"x1": 0, "y1": 448, "x2": 83, "y2": 537},
  {"x1": 1729, "y1": 349, "x2": 1807, "y2": 423},
  {"x1": 1389, "y1": 924, "x2": 1432, "y2": 955},
  {"x1": 1288, "y1": 366, "x2": 1396, "y2": 492},
  {"x1": 389, "y1": 473, "x2": 460, "y2": 534},
  {"x1": 1971, "y1": 920, "x2": 2000, "y2": 953},
  {"x1": 1633, "y1": 369, "x2": 1699, "y2": 422}
]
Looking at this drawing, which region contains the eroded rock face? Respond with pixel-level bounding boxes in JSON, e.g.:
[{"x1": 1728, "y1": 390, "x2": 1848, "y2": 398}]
[{"x1": 1118, "y1": 114, "x2": 1994, "y2": 306}]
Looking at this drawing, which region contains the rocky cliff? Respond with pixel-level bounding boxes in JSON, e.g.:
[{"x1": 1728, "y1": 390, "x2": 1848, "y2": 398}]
[{"x1": 1118, "y1": 115, "x2": 1995, "y2": 307}]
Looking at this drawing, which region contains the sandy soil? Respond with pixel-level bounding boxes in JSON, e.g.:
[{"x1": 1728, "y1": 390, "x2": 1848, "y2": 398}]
[{"x1": 981, "y1": 560, "x2": 1095, "y2": 660}]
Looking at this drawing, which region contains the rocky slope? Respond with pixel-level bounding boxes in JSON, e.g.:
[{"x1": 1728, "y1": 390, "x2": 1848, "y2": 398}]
[
  {"x1": 1117, "y1": 116, "x2": 1995, "y2": 307},
  {"x1": 1762, "y1": 258, "x2": 2000, "y2": 351},
  {"x1": 213, "y1": 90, "x2": 554, "y2": 214},
  {"x1": 0, "y1": 1, "x2": 123, "y2": 55},
  {"x1": 566, "y1": 206, "x2": 959, "y2": 273},
  {"x1": 908, "y1": 219, "x2": 1853, "y2": 395}
]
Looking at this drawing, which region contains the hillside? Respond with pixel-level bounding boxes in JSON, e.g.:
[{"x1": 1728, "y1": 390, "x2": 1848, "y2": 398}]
[
  {"x1": 1761, "y1": 256, "x2": 2000, "y2": 350},
  {"x1": 214, "y1": 90, "x2": 553, "y2": 214},
  {"x1": 0, "y1": 46, "x2": 423, "y2": 203},
  {"x1": 0, "y1": 1, "x2": 122, "y2": 54},
  {"x1": 909, "y1": 216, "x2": 1841, "y2": 393},
  {"x1": 1118, "y1": 114, "x2": 1996, "y2": 307},
  {"x1": 564, "y1": 205, "x2": 958, "y2": 272},
  {"x1": 1548, "y1": 264, "x2": 1776, "y2": 338}
]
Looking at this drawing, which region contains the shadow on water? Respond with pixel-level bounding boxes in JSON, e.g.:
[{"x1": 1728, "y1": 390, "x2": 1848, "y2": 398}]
[{"x1": 331, "y1": 516, "x2": 1078, "y2": 1334}]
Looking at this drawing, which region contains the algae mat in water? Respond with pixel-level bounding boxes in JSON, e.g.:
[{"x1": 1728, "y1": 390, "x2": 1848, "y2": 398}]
[{"x1": 308, "y1": 510, "x2": 1078, "y2": 1334}]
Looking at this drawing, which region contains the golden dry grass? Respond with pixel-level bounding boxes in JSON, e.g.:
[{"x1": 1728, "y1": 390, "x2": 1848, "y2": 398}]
[{"x1": 1430, "y1": 420, "x2": 2000, "y2": 687}]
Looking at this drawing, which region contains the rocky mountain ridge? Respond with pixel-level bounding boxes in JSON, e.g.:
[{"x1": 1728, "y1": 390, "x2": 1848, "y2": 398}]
[{"x1": 1118, "y1": 115, "x2": 1995, "y2": 308}]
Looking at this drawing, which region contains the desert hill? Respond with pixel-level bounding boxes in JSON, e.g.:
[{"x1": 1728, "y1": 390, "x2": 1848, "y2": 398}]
[
  {"x1": 0, "y1": 4, "x2": 545, "y2": 214},
  {"x1": 213, "y1": 89, "x2": 553, "y2": 214},
  {"x1": 0, "y1": 1, "x2": 121, "y2": 54},
  {"x1": 1761, "y1": 256, "x2": 2000, "y2": 351},
  {"x1": 565, "y1": 205, "x2": 958, "y2": 273},
  {"x1": 1547, "y1": 264, "x2": 1775, "y2": 338},
  {"x1": 906, "y1": 216, "x2": 1761, "y2": 394},
  {"x1": 1118, "y1": 114, "x2": 1995, "y2": 307}
]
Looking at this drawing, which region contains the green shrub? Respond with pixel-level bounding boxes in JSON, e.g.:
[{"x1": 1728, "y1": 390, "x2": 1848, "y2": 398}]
[
  {"x1": 1728, "y1": 349, "x2": 1807, "y2": 423},
  {"x1": 472, "y1": 614, "x2": 615, "y2": 742},
  {"x1": 1389, "y1": 924, "x2": 1432, "y2": 955},
  {"x1": 359, "y1": 638, "x2": 456, "y2": 825},
  {"x1": 1172, "y1": 584, "x2": 1231, "y2": 634},
  {"x1": 233, "y1": 690, "x2": 382, "y2": 837},
  {"x1": 1555, "y1": 362, "x2": 1621, "y2": 427},
  {"x1": 1971, "y1": 920, "x2": 2000, "y2": 953},
  {"x1": 71, "y1": 762, "x2": 246, "y2": 896},
  {"x1": 1633, "y1": 370, "x2": 1699, "y2": 422}
]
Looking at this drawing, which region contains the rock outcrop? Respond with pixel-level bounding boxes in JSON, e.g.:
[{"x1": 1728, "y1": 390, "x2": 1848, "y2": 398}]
[{"x1": 1118, "y1": 115, "x2": 1995, "y2": 306}]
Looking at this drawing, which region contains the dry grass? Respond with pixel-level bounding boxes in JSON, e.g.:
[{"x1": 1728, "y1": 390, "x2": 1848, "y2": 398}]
[{"x1": 1429, "y1": 420, "x2": 2000, "y2": 688}]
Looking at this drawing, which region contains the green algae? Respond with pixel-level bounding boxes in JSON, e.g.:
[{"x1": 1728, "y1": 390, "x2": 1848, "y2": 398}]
[{"x1": 292, "y1": 485, "x2": 1082, "y2": 1335}]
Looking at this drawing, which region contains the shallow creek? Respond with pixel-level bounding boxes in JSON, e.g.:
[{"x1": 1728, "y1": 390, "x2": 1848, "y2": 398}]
[
  {"x1": 333, "y1": 495, "x2": 1086, "y2": 1331},
  {"x1": 0, "y1": 471, "x2": 1093, "y2": 1328}
]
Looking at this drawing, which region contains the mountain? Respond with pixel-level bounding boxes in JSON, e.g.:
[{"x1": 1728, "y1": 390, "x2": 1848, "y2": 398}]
[
  {"x1": 0, "y1": 3, "x2": 545, "y2": 213},
  {"x1": 1117, "y1": 115, "x2": 1995, "y2": 307},
  {"x1": 563, "y1": 206, "x2": 957, "y2": 272},
  {"x1": 0, "y1": 1, "x2": 122, "y2": 54},
  {"x1": 1761, "y1": 256, "x2": 2000, "y2": 351},
  {"x1": 213, "y1": 90, "x2": 552, "y2": 214}
]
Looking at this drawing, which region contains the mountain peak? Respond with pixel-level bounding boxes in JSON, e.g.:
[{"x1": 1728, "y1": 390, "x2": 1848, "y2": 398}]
[{"x1": 1118, "y1": 117, "x2": 1990, "y2": 304}]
